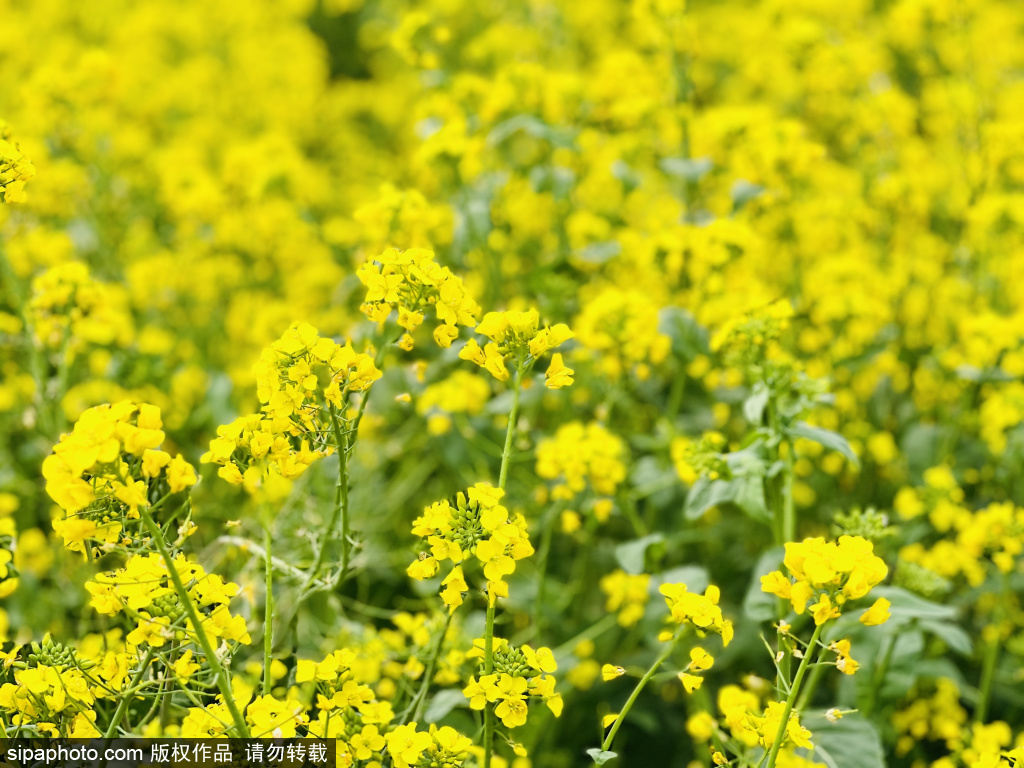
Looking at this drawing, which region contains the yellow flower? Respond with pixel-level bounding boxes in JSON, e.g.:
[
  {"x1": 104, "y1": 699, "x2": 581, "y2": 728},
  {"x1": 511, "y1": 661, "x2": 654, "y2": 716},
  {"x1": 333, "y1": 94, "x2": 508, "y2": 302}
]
[
  {"x1": 545, "y1": 353, "x2": 575, "y2": 388},
  {"x1": 601, "y1": 664, "x2": 625, "y2": 681},
  {"x1": 859, "y1": 597, "x2": 891, "y2": 626}
]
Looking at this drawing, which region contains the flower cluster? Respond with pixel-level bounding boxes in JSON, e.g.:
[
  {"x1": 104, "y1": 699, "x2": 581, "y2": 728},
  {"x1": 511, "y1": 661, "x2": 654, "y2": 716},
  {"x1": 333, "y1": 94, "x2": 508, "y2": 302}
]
[
  {"x1": 43, "y1": 402, "x2": 197, "y2": 554},
  {"x1": 85, "y1": 552, "x2": 250, "y2": 647},
  {"x1": 536, "y1": 421, "x2": 627, "y2": 501},
  {"x1": 460, "y1": 309, "x2": 574, "y2": 386},
  {"x1": 573, "y1": 287, "x2": 671, "y2": 380},
  {"x1": 202, "y1": 323, "x2": 381, "y2": 491},
  {"x1": 659, "y1": 582, "x2": 735, "y2": 646},
  {"x1": 357, "y1": 247, "x2": 481, "y2": 350},
  {"x1": 29, "y1": 262, "x2": 134, "y2": 350},
  {"x1": 744, "y1": 701, "x2": 813, "y2": 751},
  {"x1": 670, "y1": 431, "x2": 729, "y2": 485},
  {"x1": 761, "y1": 535, "x2": 889, "y2": 624},
  {"x1": 407, "y1": 484, "x2": 533, "y2": 606},
  {"x1": 599, "y1": 569, "x2": 650, "y2": 628},
  {"x1": 385, "y1": 723, "x2": 473, "y2": 768},
  {"x1": 0, "y1": 120, "x2": 34, "y2": 203},
  {"x1": 463, "y1": 638, "x2": 561, "y2": 728}
]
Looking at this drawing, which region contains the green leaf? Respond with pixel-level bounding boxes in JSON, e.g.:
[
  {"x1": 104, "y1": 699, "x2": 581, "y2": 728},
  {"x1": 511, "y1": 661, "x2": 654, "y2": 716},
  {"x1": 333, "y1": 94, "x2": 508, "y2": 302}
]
[
  {"x1": 733, "y1": 473, "x2": 771, "y2": 523},
  {"x1": 684, "y1": 472, "x2": 770, "y2": 524},
  {"x1": 918, "y1": 619, "x2": 972, "y2": 655},
  {"x1": 872, "y1": 586, "x2": 957, "y2": 623},
  {"x1": 616, "y1": 533, "x2": 665, "y2": 575},
  {"x1": 576, "y1": 241, "x2": 622, "y2": 264},
  {"x1": 587, "y1": 749, "x2": 618, "y2": 765},
  {"x1": 785, "y1": 422, "x2": 859, "y2": 466},
  {"x1": 487, "y1": 114, "x2": 576, "y2": 148},
  {"x1": 423, "y1": 689, "x2": 467, "y2": 723},
  {"x1": 659, "y1": 156, "x2": 713, "y2": 182},
  {"x1": 730, "y1": 179, "x2": 765, "y2": 211},
  {"x1": 684, "y1": 477, "x2": 732, "y2": 520},
  {"x1": 802, "y1": 716, "x2": 885, "y2": 768},
  {"x1": 743, "y1": 382, "x2": 770, "y2": 425}
]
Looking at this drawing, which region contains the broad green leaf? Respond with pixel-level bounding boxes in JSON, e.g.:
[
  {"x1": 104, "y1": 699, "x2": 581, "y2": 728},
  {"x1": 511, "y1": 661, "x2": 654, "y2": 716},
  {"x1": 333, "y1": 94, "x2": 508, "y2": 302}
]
[
  {"x1": 685, "y1": 474, "x2": 770, "y2": 524},
  {"x1": 743, "y1": 382, "x2": 770, "y2": 425},
  {"x1": 616, "y1": 533, "x2": 665, "y2": 575},
  {"x1": 659, "y1": 156, "x2": 713, "y2": 181},
  {"x1": 918, "y1": 619, "x2": 972, "y2": 655},
  {"x1": 785, "y1": 422, "x2": 859, "y2": 466},
  {"x1": 803, "y1": 715, "x2": 885, "y2": 768},
  {"x1": 872, "y1": 586, "x2": 957, "y2": 622},
  {"x1": 424, "y1": 689, "x2": 467, "y2": 723},
  {"x1": 587, "y1": 749, "x2": 618, "y2": 765},
  {"x1": 684, "y1": 477, "x2": 732, "y2": 520}
]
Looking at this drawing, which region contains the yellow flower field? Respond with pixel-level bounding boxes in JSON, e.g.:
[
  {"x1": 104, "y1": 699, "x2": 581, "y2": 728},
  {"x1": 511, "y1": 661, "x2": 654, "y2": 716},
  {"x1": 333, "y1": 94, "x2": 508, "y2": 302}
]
[{"x1": 1, "y1": 0, "x2": 1023, "y2": 766}]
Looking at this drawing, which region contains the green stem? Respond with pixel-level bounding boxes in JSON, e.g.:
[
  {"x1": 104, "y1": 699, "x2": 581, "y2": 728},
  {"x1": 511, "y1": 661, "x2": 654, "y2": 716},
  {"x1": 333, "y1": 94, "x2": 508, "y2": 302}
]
[
  {"x1": 863, "y1": 632, "x2": 897, "y2": 716},
  {"x1": 601, "y1": 632, "x2": 683, "y2": 753},
  {"x1": 533, "y1": 503, "x2": 559, "y2": 641},
  {"x1": 140, "y1": 508, "x2": 250, "y2": 736},
  {"x1": 262, "y1": 525, "x2": 274, "y2": 696},
  {"x1": 483, "y1": 598, "x2": 497, "y2": 768},
  {"x1": 408, "y1": 610, "x2": 456, "y2": 724},
  {"x1": 300, "y1": 404, "x2": 350, "y2": 598},
  {"x1": 103, "y1": 647, "x2": 154, "y2": 738},
  {"x1": 498, "y1": 368, "x2": 522, "y2": 490},
  {"x1": 765, "y1": 622, "x2": 824, "y2": 768},
  {"x1": 976, "y1": 635, "x2": 999, "y2": 723},
  {"x1": 782, "y1": 439, "x2": 795, "y2": 543},
  {"x1": 484, "y1": 366, "x2": 522, "y2": 768}
]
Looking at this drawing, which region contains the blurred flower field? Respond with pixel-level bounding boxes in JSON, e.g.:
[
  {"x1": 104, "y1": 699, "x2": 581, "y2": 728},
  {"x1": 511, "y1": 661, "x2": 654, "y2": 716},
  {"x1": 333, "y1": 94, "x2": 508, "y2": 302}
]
[{"x1": 2, "y1": 0, "x2": 1024, "y2": 766}]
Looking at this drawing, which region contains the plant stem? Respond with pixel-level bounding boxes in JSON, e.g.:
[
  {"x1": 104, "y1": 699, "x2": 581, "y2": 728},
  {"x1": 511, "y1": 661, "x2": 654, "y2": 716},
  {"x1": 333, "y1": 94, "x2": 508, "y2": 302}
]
[
  {"x1": 299, "y1": 404, "x2": 350, "y2": 599},
  {"x1": 140, "y1": 507, "x2": 250, "y2": 737},
  {"x1": 484, "y1": 366, "x2": 523, "y2": 768},
  {"x1": 976, "y1": 635, "x2": 999, "y2": 723},
  {"x1": 409, "y1": 609, "x2": 456, "y2": 724},
  {"x1": 533, "y1": 503, "x2": 559, "y2": 641},
  {"x1": 781, "y1": 438, "x2": 795, "y2": 543},
  {"x1": 263, "y1": 525, "x2": 274, "y2": 696},
  {"x1": 601, "y1": 632, "x2": 682, "y2": 752},
  {"x1": 765, "y1": 622, "x2": 824, "y2": 768},
  {"x1": 104, "y1": 647, "x2": 154, "y2": 738},
  {"x1": 483, "y1": 598, "x2": 497, "y2": 768},
  {"x1": 863, "y1": 632, "x2": 897, "y2": 716},
  {"x1": 498, "y1": 368, "x2": 522, "y2": 491}
]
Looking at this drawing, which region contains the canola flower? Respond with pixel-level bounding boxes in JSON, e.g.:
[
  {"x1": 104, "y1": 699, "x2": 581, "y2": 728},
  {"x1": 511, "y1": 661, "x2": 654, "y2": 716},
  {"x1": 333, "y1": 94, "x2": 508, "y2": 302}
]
[{"x1": 2, "y1": 0, "x2": 1024, "y2": 764}]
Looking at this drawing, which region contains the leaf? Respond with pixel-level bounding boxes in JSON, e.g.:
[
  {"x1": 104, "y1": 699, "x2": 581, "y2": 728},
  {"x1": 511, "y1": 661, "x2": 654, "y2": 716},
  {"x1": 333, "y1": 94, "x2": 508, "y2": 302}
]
[
  {"x1": 423, "y1": 689, "x2": 467, "y2": 723},
  {"x1": 587, "y1": 749, "x2": 618, "y2": 765},
  {"x1": 615, "y1": 533, "x2": 664, "y2": 575},
  {"x1": 487, "y1": 114, "x2": 576, "y2": 148},
  {"x1": 733, "y1": 473, "x2": 771, "y2": 523},
  {"x1": 918, "y1": 619, "x2": 972, "y2": 655},
  {"x1": 684, "y1": 477, "x2": 733, "y2": 520},
  {"x1": 684, "y1": 472, "x2": 770, "y2": 524},
  {"x1": 743, "y1": 547, "x2": 785, "y2": 622},
  {"x1": 658, "y1": 306, "x2": 708, "y2": 360},
  {"x1": 785, "y1": 422, "x2": 859, "y2": 466},
  {"x1": 872, "y1": 586, "x2": 957, "y2": 623},
  {"x1": 743, "y1": 382, "x2": 770, "y2": 425},
  {"x1": 730, "y1": 179, "x2": 765, "y2": 210},
  {"x1": 659, "y1": 156, "x2": 713, "y2": 182},
  {"x1": 802, "y1": 716, "x2": 885, "y2": 768},
  {"x1": 576, "y1": 241, "x2": 622, "y2": 265}
]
